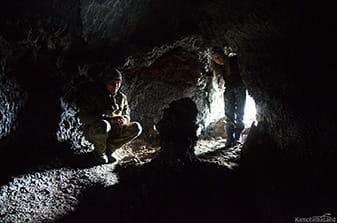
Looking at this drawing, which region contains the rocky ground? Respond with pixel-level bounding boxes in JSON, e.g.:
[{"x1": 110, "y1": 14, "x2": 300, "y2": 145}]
[
  {"x1": 0, "y1": 136, "x2": 241, "y2": 223},
  {"x1": 195, "y1": 138, "x2": 242, "y2": 169}
]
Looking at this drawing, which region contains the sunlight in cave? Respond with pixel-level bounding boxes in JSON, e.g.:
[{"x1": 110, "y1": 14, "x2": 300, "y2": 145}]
[{"x1": 243, "y1": 91, "x2": 257, "y2": 128}]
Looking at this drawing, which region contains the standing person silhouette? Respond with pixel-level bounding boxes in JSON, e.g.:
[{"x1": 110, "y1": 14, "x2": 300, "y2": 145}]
[{"x1": 209, "y1": 47, "x2": 246, "y2": 147}]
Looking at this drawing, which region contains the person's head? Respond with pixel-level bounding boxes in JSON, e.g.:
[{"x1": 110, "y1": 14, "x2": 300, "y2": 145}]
[
  {"x1": 102, "y1": 68, "x2": 123, "y2": 95},
  {"x1": 209, "y1": 47, "x2": 225, "y2": 65}
]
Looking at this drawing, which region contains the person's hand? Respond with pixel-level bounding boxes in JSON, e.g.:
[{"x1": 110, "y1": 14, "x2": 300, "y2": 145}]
[{"x1": 112, "y1": 116, "x2": 126, "y2": 126}]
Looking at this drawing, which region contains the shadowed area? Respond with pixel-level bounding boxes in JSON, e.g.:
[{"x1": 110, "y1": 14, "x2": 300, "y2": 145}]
[{"x1": 1, "y1": 0, "x2": 337, "y2": 222}]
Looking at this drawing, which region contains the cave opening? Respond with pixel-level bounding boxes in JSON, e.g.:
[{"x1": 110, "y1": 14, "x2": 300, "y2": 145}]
[
  {"x1": 55, "y1": 42, "x2": 258, "y2": 162},
  {"x1": 1, "y1": 0, "x2": 336, "y2": 222},
  {"x1": 243, "y1": 91, "x2": 256, "y2": 129}
]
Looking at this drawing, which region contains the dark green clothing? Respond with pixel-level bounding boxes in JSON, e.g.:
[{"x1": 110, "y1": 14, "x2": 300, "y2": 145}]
[
  {"x1": 78, "y1": 83, "x2": 141, "y2": 155},
  {"x1": 83, "y1": 120, "x2": 142, "y2": 155},
  {"x1": 210, "y1": 56, "x2": 244, "y2": 90},
  {"x1": 79, "y1": 84, "x2": 130, "y2": 125}
]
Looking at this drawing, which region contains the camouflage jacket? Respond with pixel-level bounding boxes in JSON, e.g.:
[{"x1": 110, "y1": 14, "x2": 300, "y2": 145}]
[{"x1": 78, "y1": 83, "x2": 130, "y2": 125}]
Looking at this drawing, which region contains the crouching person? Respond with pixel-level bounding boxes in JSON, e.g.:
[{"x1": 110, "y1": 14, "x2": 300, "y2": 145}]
[{"x1": 78, "y1": 67, "x2": 142, "y2": 164}]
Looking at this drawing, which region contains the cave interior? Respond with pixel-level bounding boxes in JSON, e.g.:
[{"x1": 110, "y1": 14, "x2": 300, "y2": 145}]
[{"x1": 0, "y1": 0, "x2": 336, "y2": 223}]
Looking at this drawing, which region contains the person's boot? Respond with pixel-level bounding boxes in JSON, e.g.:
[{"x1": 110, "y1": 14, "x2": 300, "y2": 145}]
[
  {"x1": 234, "y1": 130, "x2": 241, "y2": 144},
  {"x1": 106, "y1": 149, "x2": 118, "y2": 163},
  {"x1": 234, "y1": 122, "x2": 244, "y2": 144},
  {"x1": 93, "y1": 151, "x2": 108, "y2": 164},
  {"x1": 107, "y1": 153, "x2": 117, "y2": 163},
  {"x1": 224, "y1": 126, "x2": 235, "y2": 148}
]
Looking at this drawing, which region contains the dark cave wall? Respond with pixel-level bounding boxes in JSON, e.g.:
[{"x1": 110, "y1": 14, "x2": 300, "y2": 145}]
[
  {"x1": 121, "y1": 47, "x2": 204, "y2": 132},
  {"x1": 194, "y1": 0, "x2": 337, "y2": 157},
  {"x1": 0, "y1": 71, "x2": 26, "y2": 140},
  {"x1": 1, "y1": 0, "x2": 336, "y2": 158},
  {"x1": 1, "y1": 2, "x2": 336, "y2": 223},
  {"x1": 56, "y1": 40, "x2": 217, "y2": 153},
  {"x1": 1, "y1": 0, "x2": 198, "y2": 56}
]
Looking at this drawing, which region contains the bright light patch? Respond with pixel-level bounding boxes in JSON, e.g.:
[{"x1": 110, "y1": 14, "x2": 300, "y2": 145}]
[
  {"x1": 203, "y1": 87, "x2": 257, "y2": 135},
  {"x1": 243, "y1": 91, "x2": 257, "y2": 128},
  {"x1": 203, "y1": 79, "x2": 225, "y2": 129}
]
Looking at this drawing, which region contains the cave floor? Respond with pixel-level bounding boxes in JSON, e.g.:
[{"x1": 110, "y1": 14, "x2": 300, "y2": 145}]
[
  {"x1": 1, "y1": 136, "x2": 335, "y2": 223},
  {"x1": 0, "y1": 137, "x2": 247, "y2": 223},
  {"x1": 118, "y1": 136, "x2": 241, "y2": 169}
]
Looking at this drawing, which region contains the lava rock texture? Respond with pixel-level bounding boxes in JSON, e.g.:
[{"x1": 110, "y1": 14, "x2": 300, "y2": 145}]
[{"x1": 1, "y1": 0, "x2": 336, "y2": 222}]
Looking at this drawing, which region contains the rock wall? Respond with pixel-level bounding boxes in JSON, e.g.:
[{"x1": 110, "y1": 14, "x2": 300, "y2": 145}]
[
  {"x1": 1, "y1": 1, "x2": 337, "y2": 223},
  {"x1": 194, "y1": 0, "x2": 337, "y2": 158},
  {"x1": 120, "y1": 36, "x2": 223, "y2": 134},
  {"x1": 0, "y1": 34, "x2": 27, "y2": 140},
  {"x1": 1, "y1": 0, "x2": 336, "y2": 159},
  {"x1": 0, "y1": 73, "x2": 26, "y2": 140},
  {"x1": 56, "y1": 36, "x2": 225, "y2": 152}
]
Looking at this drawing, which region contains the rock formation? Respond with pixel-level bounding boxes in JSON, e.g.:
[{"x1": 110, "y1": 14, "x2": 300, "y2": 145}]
[{"x1": 1, "y1": 0, "x2": 336, "y2": 222}]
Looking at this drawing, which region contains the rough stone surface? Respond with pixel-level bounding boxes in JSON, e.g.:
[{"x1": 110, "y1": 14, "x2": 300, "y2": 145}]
[
  {"x1": 1, "y1": 0, "x2": 337, "y2": 222},
  {"x1": 0, "y1": 75, "x2": 26, "y2": 140},
  {"x1": 157, "y1": 98, "x2": 198, "y2": 164},
  {"x1": 0, "y1": 38, "x2": 23, "y2": 140},
  {"x1": 0, "y1": 164, "x2": 118, "y2": 223},
  {"x1": 56, "y1": 98, "x2": 93, "y2": 153},
  {"x1": 120, "y1": 38, "x2": 219, "y2": 134},
  {"x1": 0, "y1": 135, "x2": 242, "y2": 223},
  {"x1": 56, "y1": 36, "x2": 225, "y2": 151},
  {"x1": 0, "y1": 139, "x2": 161, "y2": 223},
  {"x1": 3, "y1": 0, "x2": 335, "y2": 157}
]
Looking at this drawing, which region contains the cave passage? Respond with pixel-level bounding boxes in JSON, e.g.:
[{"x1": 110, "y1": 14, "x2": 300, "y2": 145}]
[
  {"x1": 243, "y1": 91, "x2": 256, "y2": 128},
  {"x1": 1, "y1": 0, "x2": 336, "y2": 222}
]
